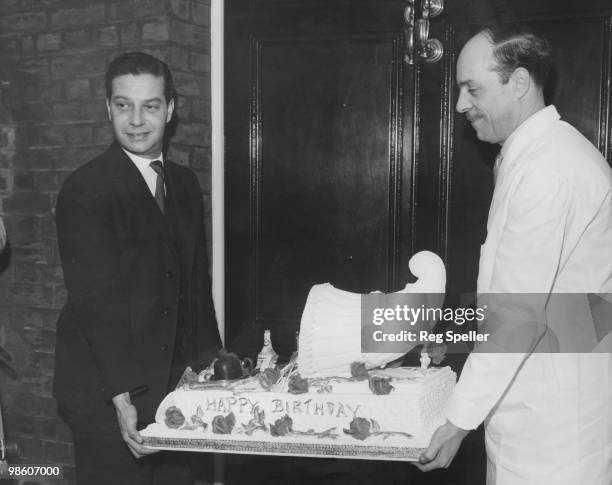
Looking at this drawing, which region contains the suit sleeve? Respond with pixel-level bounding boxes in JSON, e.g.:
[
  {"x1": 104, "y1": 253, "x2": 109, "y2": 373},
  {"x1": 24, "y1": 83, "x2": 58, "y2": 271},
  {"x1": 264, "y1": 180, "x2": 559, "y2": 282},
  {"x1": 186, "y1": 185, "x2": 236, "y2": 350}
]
[
  {"x1": 56, "y1": 178, "x2": 143, "y2": 401},
  {"x1": 446, "y1": 165, "x2": 572, "y2": 430}
]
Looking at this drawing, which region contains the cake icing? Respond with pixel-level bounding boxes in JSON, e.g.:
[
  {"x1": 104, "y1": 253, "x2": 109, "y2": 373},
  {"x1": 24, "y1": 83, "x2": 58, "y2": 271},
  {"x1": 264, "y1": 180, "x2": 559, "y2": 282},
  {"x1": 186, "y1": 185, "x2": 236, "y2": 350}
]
[{"x1": 141, "y1": 365, "x2": 456, "y2": 458}]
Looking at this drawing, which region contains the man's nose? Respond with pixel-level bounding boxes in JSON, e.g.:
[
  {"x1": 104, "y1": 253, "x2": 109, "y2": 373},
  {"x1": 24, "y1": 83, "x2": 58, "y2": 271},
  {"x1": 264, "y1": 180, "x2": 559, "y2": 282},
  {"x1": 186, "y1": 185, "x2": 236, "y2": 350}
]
[
  {"x1": 456, "y1": 91, "x2": 470, "y2": 113},
  {"x1": 129, "y1": 107, "x2": 144, "y2": 126}
]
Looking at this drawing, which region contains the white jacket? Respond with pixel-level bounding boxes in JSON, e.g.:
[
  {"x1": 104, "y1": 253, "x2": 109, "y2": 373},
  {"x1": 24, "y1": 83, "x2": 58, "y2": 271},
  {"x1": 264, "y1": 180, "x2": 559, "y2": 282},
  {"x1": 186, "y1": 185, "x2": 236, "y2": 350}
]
[{"x1": 446, "y1": 106, "x2": 612, "y2": 484}]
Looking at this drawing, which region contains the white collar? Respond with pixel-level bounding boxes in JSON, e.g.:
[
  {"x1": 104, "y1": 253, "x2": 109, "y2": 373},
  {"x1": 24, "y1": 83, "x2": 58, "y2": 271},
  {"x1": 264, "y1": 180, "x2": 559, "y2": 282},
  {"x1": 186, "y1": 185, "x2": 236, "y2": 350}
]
[{"x1": 121, "y1": 148, "x2": 165, "y2": 169}]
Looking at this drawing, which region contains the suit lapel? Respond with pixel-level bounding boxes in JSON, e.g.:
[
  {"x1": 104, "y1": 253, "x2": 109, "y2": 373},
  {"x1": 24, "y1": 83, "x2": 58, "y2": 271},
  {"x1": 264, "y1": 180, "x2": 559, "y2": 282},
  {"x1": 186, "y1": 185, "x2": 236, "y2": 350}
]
[
  {"x1": 106, "y1": 143, "x2": 179, "y2": 258},
  {"x1": 107, "y1": 143, "x2": 164, "y2": 220},
  {"x1": 164, "y1": 162, "x2": 197, "y2": 272}
]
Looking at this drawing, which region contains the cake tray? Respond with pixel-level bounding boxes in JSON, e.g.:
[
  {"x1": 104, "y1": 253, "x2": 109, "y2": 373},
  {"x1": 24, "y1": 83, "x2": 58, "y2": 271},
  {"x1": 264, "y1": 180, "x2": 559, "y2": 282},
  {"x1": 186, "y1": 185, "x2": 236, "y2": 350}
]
[{"x1": 142, "y1": 435, "x2": 423, "y2": 462}]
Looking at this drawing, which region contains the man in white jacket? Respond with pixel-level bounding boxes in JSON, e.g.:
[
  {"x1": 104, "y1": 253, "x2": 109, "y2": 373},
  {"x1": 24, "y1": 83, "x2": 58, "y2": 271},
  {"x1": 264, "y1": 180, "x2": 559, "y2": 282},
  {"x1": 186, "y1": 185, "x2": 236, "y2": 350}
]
[{"x1": 416, "y1": 26, "x2": 612, "y2": 484}]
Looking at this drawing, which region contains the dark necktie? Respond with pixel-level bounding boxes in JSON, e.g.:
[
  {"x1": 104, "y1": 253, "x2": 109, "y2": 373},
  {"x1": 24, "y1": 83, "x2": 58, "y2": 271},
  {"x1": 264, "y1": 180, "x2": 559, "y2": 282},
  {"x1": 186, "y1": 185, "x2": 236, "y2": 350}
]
[{"x1": 149, "y1": 160, "x2": 165, "y2": 213}]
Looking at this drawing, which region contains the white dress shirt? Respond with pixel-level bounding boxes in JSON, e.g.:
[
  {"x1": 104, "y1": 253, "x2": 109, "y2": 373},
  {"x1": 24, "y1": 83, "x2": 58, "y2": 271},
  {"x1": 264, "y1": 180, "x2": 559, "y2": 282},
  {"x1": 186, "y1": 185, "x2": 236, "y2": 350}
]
[{"x1": 121, "y1": 148, "x2": 165, "y2": 197}]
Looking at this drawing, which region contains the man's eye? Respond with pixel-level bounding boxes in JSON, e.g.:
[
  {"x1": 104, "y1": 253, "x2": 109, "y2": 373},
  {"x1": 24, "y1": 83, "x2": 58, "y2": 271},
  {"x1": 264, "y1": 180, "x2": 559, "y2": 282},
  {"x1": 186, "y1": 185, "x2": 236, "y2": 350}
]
[
  {"x1": 468, "y1": 88, "x2": 478, "y2": 94},
  {"x1": 146, "y1": 105, "x2": 159, "y2": 111},
  {"x1": 115, "y1": 103, "x2": 128, "y2": 109}
]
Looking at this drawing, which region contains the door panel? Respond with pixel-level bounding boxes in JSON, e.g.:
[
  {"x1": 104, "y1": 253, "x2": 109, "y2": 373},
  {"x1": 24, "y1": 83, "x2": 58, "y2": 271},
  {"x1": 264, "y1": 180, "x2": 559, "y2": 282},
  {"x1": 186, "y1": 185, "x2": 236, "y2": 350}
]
[{"x1": 226, "y1": 1, "x2": 415, "y2": 359}]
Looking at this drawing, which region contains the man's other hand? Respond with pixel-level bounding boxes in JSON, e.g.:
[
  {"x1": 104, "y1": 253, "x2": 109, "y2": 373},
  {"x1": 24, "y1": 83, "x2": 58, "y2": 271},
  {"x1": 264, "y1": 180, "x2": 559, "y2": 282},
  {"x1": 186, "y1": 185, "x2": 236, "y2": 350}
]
[
  {"x1": 112, "y1": 392, "x2": 159, "y2": 458},
  {"x1": 413, "y1": 420, "x2": 469, "y2": 471}
]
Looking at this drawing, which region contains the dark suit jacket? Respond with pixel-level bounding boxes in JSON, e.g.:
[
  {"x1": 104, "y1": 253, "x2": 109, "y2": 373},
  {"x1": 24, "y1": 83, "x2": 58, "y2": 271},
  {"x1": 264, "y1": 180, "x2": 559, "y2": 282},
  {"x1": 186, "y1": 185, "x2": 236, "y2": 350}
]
[{"x1": 54, "y1": 142, "x2": 221, "y2": 422}]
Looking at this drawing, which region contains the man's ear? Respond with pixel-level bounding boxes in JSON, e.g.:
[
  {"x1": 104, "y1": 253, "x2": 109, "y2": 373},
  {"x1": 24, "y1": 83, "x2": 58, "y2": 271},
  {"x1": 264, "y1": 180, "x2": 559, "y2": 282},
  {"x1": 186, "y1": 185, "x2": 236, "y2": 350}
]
[
  {"x1": 166, "y1": 98, "x2": 175, "y2": 123},
  {"x1": 510, "y1": 67, "x2": 530, "y2": 99},
  {"x1": 106, "y1": 98, "x2": 112, "y2": 121}
]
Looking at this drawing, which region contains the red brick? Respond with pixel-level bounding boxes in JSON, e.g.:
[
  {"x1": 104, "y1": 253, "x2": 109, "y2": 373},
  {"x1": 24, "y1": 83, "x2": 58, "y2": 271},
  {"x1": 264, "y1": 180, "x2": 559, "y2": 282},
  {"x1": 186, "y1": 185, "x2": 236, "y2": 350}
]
[
  {"x1": 0, "y1": 170, "x2": 12, "y2": 191},
  {"x1": 19, "y1": 102, "x2": 55, "y2": 122},
  {"x1": 192, "y1": 0, "x2": 210, "y2": 27},
  {"x1": 92, "y1": 76, "x2": 106, "y2": 98},
  {"x1": 95, "y1": 26, "x2": 119, "y2": 47},
  {"x1": 64, "y1": 29, "x2": 90, "y2": 50},
  {"x1": 4, "y1": 215, "x2": 40, "y2": 243},
  {"x1": 142, "y1": 17, "x2": 170, "y2": 42},
  {"x1": 56, "y1": 419, "x2": 73, "y2": 443},
  {"x1": 53, "y1": 286, "x2": 67, "y2": 309},
  {"x1": 23, "y1": 147, "x2": 102, "y2": 170},
  {"x1": 65, "y1": 79, "x2": 90, "y2": 100},
  {"x1": 38, "y1": 354, "x2": 56, "y2": 379},
  {"x1": 134, "y1": 0, "x2": 167, "y2": 18},
  {"x1": 173, "y1": 122, "x2": 209, "y2": 147},
  {"x1": 15, "y1": 262, "x2": 63, "y2": 285},
  {"x1": 0, "y1": 12, "x2": 46, "y2": 34},
  {"x1": 29, "y1": 125, "x2": 65, "y2": 146},
  {"x1": 42, "y1": 418, "x2": 57, "y2": 440},
  {"x1": 0, "y1": 37, "x2": 21, "y2": 56},
  {"x1": 192, "y1": 146, "x2": 210, "y2": 170},
  {"x1": 0, "y1": 0, "x2": 19, "y2": 13},
  {"x1": 191, "y1": 98, "x2": 209, "y2": 121},
  {"x1": 50, "y1": 5, "x2": 106, "y2": 29},
  {"x1": 167, "y1": 46, "x2": 189, "y2": 71},
  {"x1": 53, "y1": 102, "x2": 107, "y2": 122},
  {"x1": 93, "y1": 124, "x2": 114, "y2": 146},
  {"x1": 3, "y1": 192, "x2": 53, "y2": 214},
  {"x1": 167, "y1": 145, "x2": 190, "y2": 166},
  {"x1": 9, "y1": 282, "x2": 55, "y2": 308},
  {"x1": 19, "y1": 58, "x2": 49, "y2": 76},
  {"x1": 65, "y1": 125, "x2": 93, "y2": 145},
  {"x1": 110, "y1": 0, "x2": 166, "y2": 21},
  {"x1": 40, "y1": 214, "x2": 59, "y2": 242},
  {"x1": 170, "y1": 0, "x2": 190, "y2": 20},
  {"x1": 10, "y1": 242, "x2": 54, "y2": 263},
  {"x1": 51, "y1": 52, "x2": 107, "y2": 79},
  {"x1": 190, "y1": 51, "x2": 209, "y2": 73},
  {"x1": 37, "y1": 32, "x2": 62, "y2": 52},
  {"x1": 174, "y1": 71, "x2": 207, "y2": 97},
  {"x1": 120, "y1": 22, "x2": 140, "y2": 45},
  {"x1": 8, "y1": 414, "x2": 44, "y2": 440},
  {"x1": 170, "y1": 19, "x2": 207, "y2": 49},
  {"x1": 109, "y1": 1, "x2": 134, "y2": 21},
  {"x1": 21, "y1": 35, "x2": 35, "y2": 53},
  {"x1": 177, "y1": 96, "x2": 191, "y2": 119},
  {"x1": 15, "y1": 436, "x2": 44, "y2": 461},
  {"x1": 44, "y1": 440, "x2": 72, "y2": 464}
]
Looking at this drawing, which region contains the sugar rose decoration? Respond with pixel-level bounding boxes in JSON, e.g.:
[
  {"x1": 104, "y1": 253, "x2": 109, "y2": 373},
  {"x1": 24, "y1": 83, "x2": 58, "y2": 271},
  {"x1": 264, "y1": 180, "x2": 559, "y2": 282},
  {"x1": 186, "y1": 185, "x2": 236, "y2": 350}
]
[
  {"x1": 164, "y1": 406, "x2": 186, "y2": 428},
  {"x1": 343, "y1": 417, "x2": 372, "y2": 440},
  {"x1": 288, "y1": 373, "x2": 309, "y2": 394},
  {"x1": 343, "y1": 416, "x2": 413, "y2": 441},
  {"x1": 258, "y1": 367, "x2": 281, "y2": 390},
  {"x1": 212, "y1": 412, "x2": 236, "y2": 434},
  {"x1": 350, "y1": 362, "x2": 369, "y2": 381},
  {"x1": 368, "y1": 375, "x2": 394, "y2": 395},
  {"x1": 270, "y1": 415, "x2": 293, "y2": 436}
]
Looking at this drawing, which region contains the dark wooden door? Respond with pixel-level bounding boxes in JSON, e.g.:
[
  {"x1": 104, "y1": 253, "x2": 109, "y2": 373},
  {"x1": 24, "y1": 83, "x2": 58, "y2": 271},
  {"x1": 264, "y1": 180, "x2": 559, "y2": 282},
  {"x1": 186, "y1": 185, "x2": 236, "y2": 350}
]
[{"x1": 226, "y1": 0, "x2": 420, "y2": 359}]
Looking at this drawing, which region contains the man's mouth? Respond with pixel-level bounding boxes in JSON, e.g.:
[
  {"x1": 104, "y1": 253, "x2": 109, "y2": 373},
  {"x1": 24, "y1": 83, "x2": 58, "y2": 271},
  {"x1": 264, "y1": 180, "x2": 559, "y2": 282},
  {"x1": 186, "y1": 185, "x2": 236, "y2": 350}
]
[{"x1": 126, "y1": 132, "x2": 150, "y2": 141}]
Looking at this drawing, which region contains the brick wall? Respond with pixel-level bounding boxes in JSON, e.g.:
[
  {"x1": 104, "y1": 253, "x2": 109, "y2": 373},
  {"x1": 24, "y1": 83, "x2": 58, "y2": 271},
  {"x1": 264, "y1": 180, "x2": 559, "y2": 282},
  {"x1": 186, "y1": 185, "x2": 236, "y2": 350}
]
[{"x1": 0, "y1": 1, "x2": 212, "y2": 483}]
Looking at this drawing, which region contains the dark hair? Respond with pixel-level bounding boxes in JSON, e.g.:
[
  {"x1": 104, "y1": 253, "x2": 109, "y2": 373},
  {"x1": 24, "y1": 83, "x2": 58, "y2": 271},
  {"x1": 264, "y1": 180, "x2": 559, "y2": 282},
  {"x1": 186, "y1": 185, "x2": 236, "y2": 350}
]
[
  {"x1": 105, "y1": 51, "x2": 175, "y2": 103},
  {"x1": 481, "y1": 25, "x2": 551, "y2": 88}
]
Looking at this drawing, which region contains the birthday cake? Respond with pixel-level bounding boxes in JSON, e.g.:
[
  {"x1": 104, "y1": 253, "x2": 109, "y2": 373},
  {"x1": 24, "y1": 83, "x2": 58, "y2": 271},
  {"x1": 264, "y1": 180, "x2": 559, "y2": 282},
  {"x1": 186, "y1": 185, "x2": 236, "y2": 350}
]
[
  {"x1": 141, "y1": 251, "x2": 454, "y2": 460},
  {"x1": 141, "y1": 363, "x2": 455, "y2": 460}
]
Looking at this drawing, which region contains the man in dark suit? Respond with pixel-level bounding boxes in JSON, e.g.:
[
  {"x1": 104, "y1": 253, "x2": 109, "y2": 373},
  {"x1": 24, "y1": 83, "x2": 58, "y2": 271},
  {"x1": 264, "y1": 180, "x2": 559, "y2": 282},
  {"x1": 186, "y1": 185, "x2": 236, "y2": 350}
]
[{"x1": 54, "y1": 52, "x2": 222, "y2": 485}]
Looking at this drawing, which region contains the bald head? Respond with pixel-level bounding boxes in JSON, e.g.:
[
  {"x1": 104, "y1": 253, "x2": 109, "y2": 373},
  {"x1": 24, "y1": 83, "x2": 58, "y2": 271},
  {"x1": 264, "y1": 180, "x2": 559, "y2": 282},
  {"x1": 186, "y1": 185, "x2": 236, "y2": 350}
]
[{"x1": 455, "y1": 30, "x2": 547, "y2": 145}]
